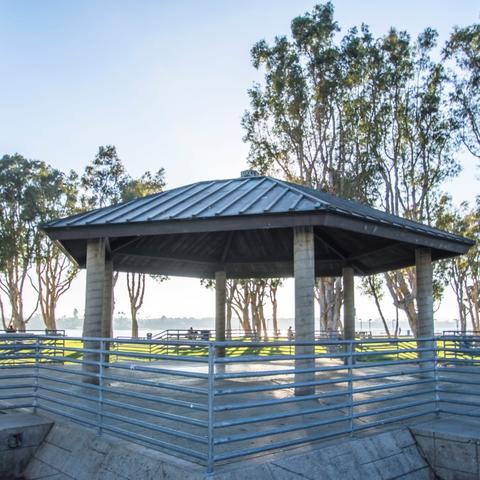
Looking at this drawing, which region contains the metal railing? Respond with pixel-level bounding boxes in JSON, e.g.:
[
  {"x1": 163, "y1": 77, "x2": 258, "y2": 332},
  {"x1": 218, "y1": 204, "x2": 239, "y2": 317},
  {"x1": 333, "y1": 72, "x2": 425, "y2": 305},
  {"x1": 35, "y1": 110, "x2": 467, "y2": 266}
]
[{"x1": 1, "y1": 333, "x2": 479, "y2": 473}]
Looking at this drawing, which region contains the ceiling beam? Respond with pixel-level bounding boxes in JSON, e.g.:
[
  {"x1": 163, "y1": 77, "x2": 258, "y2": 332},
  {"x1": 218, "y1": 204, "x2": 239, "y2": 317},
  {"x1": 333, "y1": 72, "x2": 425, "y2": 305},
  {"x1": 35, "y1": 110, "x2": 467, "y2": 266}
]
[
  {"x1": 348, "y1": 242, "x2": 403, "y2": 262},
  {"x1": 220, "y1": 231, "x2": 234, "y2": 265},
  {"x1": 315, "y1": 231, "x2": 366, "y2": 275}
]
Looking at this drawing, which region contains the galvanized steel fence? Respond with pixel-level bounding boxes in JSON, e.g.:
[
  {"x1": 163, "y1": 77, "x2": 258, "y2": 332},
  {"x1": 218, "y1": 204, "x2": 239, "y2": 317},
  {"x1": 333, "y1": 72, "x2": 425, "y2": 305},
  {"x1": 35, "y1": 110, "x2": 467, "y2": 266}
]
[{"x1": 0, "y1": 333, "x2": 479, "y2": 473}]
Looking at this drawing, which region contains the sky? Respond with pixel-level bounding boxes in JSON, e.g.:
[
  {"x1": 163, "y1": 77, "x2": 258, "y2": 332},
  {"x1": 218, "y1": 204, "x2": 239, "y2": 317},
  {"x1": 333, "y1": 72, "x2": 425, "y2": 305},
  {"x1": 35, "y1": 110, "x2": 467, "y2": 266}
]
[{"x1": 0, "y1": 1, "x2": 478, "y2": 330}]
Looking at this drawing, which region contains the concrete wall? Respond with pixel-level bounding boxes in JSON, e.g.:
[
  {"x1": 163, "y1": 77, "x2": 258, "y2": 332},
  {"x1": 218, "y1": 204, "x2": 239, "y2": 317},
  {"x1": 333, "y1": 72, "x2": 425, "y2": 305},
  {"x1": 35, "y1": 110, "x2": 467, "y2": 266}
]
[
  {"x1": 0, "y1": 413, "x2": 52, "y2": 480},
  {"x1": 411, "y1": 418, "x2": 480, "y2": 480},
  {"x1": 21, "y1": 419, "x2": 435, "y2": 480},
  {"x1": 23, "y1": 422, "x2": 206, "y2": 480}
]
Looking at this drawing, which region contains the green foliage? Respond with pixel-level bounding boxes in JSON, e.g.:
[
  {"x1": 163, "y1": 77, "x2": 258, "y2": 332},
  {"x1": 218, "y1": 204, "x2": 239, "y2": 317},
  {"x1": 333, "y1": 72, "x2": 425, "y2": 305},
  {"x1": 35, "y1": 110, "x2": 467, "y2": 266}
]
[
  {"x1": 444, "y1": 23, "x2": 480, "y2": 160},
  {"x1": 0, "y1": 154, "x2": 78, "y2": 329},
  {"x1": 242, "y1": 2, "x2": 470, "y2": 334},
  {"x1": 81, "y1": 145, "x2": 127, "y2": 208},
  {"x1": 121, "y1": 169, "x2": 166, "y2": 202},
  {"x1": 436, "y1": 195, "x2": 479, "y2": 331}
]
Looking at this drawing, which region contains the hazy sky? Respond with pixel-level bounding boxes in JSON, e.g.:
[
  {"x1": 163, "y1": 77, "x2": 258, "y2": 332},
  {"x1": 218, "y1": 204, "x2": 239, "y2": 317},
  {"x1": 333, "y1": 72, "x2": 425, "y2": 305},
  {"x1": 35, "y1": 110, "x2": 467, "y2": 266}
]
[{"x1": 1, "y1": 1, "x2": 478, "y2": 328}]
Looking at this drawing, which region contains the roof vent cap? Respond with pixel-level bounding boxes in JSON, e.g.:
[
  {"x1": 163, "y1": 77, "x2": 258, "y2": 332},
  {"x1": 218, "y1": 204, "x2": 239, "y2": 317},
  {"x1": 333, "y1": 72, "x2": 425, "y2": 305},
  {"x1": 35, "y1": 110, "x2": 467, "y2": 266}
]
[{"x1": 240, "y1": 169, "x2": 260, "y2": 178}]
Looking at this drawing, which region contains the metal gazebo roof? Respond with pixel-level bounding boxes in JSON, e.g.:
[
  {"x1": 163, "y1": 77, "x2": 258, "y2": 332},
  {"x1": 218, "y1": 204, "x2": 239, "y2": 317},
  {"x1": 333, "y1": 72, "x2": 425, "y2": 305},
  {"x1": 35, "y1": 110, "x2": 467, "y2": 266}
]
[{"x1": 42, "y1": 172, "x2": 474, "y2": 278}]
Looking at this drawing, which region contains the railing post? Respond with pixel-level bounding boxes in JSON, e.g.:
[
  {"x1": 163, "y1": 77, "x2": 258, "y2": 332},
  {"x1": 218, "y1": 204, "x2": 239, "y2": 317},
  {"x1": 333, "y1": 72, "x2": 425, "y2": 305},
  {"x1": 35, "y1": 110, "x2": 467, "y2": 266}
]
[
  {"x1": 33, "y1": 337, "x2": 40, "y2": 414},
  {"x1": 347, "y1": 341, "x2": 354, "y2": 436},
  {"x1": 207, "y1": 342, "x2": 215, "y2": 474},
  {"x1": 98, "y1": 339, "x2": 105, "y2": 436},
  {"x1": 434, "y1": 337, "x2": 440, "y2": 416}
]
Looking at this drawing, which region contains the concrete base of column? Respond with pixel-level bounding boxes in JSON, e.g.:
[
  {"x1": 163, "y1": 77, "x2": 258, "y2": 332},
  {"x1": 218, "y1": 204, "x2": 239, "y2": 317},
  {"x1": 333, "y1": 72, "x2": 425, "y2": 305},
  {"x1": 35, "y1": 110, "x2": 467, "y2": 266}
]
[{"x1": 294, "y1": 226, "x2": 315, "y2": 396}]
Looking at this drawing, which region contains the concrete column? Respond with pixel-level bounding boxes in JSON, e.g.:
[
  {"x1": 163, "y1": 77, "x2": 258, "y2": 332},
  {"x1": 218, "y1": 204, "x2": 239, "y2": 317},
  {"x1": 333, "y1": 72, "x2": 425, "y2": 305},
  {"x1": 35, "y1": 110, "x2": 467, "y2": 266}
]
[
  {"x1": 343, "y1": 267, "x2": 355, "y2": 341},
  {"x1": 102, "y1": 257, "x2": 113, "y2": 364},
  {"x1": 83, "y1": 238, "x2": 106, "y2": 383},
  {"x1": 416, "y1": 248, "x2": 434, "y2": 370},
  {"x1": 215, "y1": 271, "x2": 226, "y2": 357},
  {"x1": 294, "y1": 226, "x2": 315, "y2": 396},
  {"x1": 102, "y1": 257, "x2": 113, "y2": 339}
]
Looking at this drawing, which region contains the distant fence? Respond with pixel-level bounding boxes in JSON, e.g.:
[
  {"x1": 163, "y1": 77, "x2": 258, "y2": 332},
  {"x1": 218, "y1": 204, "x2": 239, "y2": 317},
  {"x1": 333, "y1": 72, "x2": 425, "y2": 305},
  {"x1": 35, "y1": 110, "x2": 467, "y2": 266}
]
[
  {"x1": 136, "y1": 328, "x2": 415, "y2": 342},
  {"x1": 1, "y1": 333, "x2": 479, "y2": 473}
]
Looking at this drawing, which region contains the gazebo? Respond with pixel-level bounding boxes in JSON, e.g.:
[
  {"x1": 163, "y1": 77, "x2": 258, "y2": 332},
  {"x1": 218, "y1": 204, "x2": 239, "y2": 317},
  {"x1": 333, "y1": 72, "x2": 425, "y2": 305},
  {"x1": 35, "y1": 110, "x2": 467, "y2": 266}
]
[{"x1": 42, "y1": 170, "x2": 473, "y2": 391}]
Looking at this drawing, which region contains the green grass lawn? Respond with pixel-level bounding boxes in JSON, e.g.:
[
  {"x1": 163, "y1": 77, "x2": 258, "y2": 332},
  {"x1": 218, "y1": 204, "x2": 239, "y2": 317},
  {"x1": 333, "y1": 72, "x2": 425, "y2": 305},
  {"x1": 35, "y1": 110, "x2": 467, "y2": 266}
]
[{"x1": 2, "y1": 336, "x2": 480, "y2": 367}]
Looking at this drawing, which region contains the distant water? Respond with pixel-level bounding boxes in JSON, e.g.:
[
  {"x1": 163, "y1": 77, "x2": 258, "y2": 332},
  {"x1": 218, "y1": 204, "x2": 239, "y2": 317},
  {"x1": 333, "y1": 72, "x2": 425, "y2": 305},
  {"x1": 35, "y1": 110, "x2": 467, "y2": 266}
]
[
  {"x1": 63, "y1": 326, "x2": 411, "y2": 338},
  {"x1": 64, "y1": 328, "x2": 158, "y2": 338}
]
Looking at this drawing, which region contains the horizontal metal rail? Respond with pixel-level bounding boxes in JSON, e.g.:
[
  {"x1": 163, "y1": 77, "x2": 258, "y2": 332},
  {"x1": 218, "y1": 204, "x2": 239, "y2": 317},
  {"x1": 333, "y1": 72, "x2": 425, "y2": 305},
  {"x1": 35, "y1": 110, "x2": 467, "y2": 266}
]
[{"x1": 1, "y1": 333, "x2": 479, "y2": 474}]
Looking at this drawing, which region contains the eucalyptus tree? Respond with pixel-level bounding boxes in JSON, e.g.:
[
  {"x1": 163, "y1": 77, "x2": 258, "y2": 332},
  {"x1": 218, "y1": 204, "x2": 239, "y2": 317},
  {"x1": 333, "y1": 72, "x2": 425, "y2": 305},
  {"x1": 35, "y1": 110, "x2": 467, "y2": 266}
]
[
  {"x1": 0, "y1": 155, "x2": 78, "y2": 331},
  {"x1": 122, "y1": 170, "x2": 166, "y2": 338},
  {"x1": 81, "y1": 145, "x2": 127, "y2": 208},
  {"x1": 242, "y1": 3, "x2": 384, "y2": 333},
  {"x1": 243, "y1": 3, "x2": 460, "y2": 335},
  {"x1": 0, "y1": 154, "x2": 40, "y2": 330},
  {"x1": 368, "y1": 28, "x2": 459, "y2": 334},
  {"x1": 436, "y1": 196, "x2": 479, "y2": 332},
  {"x1": 444, "y1": 23, "x2": 480, "y2": 161},
  {"x1": 81, "y1": 145, "x2": 166, "y2": 337},
  {"x1": 202, "y1": 278, "x2": 282, "y2": 338},
  {"x1": 33, "y1": 169, "x2": 79, "y2": 331}
]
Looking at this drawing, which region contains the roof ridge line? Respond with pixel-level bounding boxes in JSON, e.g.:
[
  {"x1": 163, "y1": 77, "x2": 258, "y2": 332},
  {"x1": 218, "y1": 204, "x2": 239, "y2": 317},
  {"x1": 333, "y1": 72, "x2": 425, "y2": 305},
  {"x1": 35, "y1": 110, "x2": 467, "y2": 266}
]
[{"x1": 267, "y1": 176, "x2": 328, "y2": 208}]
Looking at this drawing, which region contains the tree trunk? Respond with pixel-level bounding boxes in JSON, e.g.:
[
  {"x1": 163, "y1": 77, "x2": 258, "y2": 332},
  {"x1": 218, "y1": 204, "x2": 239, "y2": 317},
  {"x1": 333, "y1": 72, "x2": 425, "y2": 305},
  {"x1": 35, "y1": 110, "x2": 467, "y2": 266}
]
[
  {"x1": 316, "y1": 277, "x2": 343, "y2": 335},
  {"x1": 259, "y1": 303, "x2": 268, "y2": 341},
  {"x1": 226, "y1": 301, "x2": 232, "y2": 339},
  {"x1": 385, "y1": 270, "x2": 417, "y2": 335},
  {"x1": 368, "y1": 277, "x2": 390, "y2": 337},
  {"x1": 127, "y1": 272, "x2": 145, "y2": 339},
  {"x1": 271, "y1": 295, "x2": 278, "y2": 337},
  {"x1": 131, "y1": 308, "x2": 139, "y2": 338}
]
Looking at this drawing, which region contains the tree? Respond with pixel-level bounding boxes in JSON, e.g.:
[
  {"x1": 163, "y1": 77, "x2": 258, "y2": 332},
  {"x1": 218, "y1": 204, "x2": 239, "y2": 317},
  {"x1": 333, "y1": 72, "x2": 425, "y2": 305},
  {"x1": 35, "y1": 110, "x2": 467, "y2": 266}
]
[
  {"x1": 122, "y1": 170, "x2": 166, "y2": 337},
  {"x1": 81, "y1": 145, "x2": 127, "y2": 208},
  {"x1": 444, "y1": 23, "x2": 480, "y2": 161},
  {"x1": 33, "y1": 169, "x2": 79, "y2": 331},
  {"x1": 81, "y1": 146, "x2": 167, "y2": 338},
  {"x1": 0, "y1": 155, "x2": 51, "y2": 330},
  {"x1": 242, "y1": 4, "x2": 384, "y2": 334},
  {"x1": 371, "y1": 28, "x2": 458, "y2": 334},
  {"x1": 361, "y1": 276, "x2": 391, "y2": 337},
  {"x1": 267, "y1": 278, "x2": 282, "y2": 336},
  {"x1": 437, "y1": 196, "x2": 479, "y2": 332},
  {"x1": 202, "y1": 278, "x2": 282, "y2": 338},
  {"x1": 80, "y1": 146, "x2": 129, "y2": 337},
  {"x1": 243, "y1": 3, "x2": 459, "y2": 335}
]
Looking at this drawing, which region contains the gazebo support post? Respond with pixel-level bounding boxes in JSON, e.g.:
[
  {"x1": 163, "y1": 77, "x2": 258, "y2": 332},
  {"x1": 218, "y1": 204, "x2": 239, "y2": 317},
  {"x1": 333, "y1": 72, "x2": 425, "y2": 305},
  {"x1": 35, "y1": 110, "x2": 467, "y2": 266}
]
[
  {"x1": 415, "y1": 248, "x2": 434, "y2": 374},
  {"x1": 343, "y1": 266, "x2": 355, "y2": 365},
  {"x1": 343, "y1": 267, "x2": 355, "y2": 341},
  {"x1": 83, "y1": 238, "x2": 107, "y2": 384},
  {"x1": 102, "y1": 257, "x2": 113, "y2": 338},
  {"x1": 102, "y1": 256, "x2": 113, "y2": 363},
  {"x1": 294, "y1": 226, "x2": 315, "y2": 396},
  {"x1": 215, "y1": 270, "x2": 226, "y2": 358}
]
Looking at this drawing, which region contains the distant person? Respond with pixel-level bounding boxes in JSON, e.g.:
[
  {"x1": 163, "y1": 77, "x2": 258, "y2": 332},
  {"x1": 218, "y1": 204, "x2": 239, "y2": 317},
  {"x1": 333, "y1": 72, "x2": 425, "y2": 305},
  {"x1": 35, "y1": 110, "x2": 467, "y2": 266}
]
[
  {"x1": 287, "y1": 326, "x2": 294, "y2": 341},
  {"x1": 187, "y1": 327, "x2": 195, "y2": 340},
  {"x1": 6, "y1": 323, "x2": 15, "y2": 333}
]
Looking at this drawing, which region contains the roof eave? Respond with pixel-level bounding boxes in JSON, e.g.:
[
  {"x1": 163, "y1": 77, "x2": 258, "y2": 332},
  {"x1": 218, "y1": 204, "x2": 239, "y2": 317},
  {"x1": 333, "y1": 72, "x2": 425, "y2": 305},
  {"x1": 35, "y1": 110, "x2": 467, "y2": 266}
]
[{"x1": 42, "y1": 210, "x2": 474, "y2": 256}]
